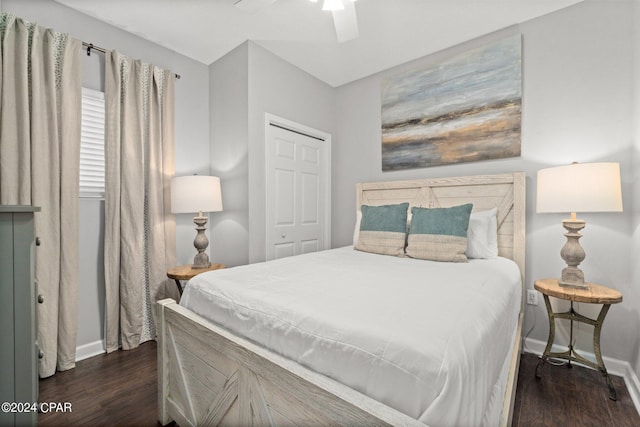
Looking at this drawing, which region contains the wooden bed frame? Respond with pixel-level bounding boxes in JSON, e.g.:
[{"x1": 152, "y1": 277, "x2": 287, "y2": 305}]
[{"x1": 157, "y1": 172, "x2": 526, "y2": 427}]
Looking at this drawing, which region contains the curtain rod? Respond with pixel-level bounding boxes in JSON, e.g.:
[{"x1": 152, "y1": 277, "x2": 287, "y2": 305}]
[{"x1": 81, "y1": 41, "x2": 181, "y2": 80}]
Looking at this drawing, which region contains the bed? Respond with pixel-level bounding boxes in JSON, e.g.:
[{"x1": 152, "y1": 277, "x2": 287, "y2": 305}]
[{"x1": 157, "y1": 172, "x2": 526, "y2": 427}]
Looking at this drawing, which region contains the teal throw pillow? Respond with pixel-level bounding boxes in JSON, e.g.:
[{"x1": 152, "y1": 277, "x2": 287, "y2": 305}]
[
  {"x1": 355, "y1": 203, "x2": 409, "y2": 256},
  {"x1": 406, "y1": 203, "x2": 473, "y2": 262}
]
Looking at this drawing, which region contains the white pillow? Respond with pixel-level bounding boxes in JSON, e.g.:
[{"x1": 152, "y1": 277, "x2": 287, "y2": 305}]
[
  {"x1": 466, "y1": 207, "x2": 498, "y2": 259},
  {"x1": 352, "y1": 210, "x2": 362, "y2": 246}
]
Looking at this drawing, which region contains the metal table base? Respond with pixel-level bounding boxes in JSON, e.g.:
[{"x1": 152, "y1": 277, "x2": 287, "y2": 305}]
[{"x1": 535, "y1": 295, "x2": 616, "y2": 400}]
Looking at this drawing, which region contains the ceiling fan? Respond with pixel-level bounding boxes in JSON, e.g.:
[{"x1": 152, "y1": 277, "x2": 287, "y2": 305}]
[{"x1": 234, "y1": 0, "x2": 359, "y2": 43}]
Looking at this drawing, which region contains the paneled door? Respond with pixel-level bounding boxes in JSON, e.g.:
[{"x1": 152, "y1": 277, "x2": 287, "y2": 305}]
[{"x1": 265, "y1": 115, "x2": 331, "y2": 261}]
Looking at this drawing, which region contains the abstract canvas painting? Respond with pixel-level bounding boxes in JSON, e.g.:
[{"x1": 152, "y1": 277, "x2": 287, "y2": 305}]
[{"x1": 381, "y1": 35, "x2": 522, "y2": 170}]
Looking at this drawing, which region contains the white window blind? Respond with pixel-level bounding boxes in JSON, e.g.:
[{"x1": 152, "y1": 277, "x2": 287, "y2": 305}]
[{"x1": 80, "y1": 87, "x2": 105, "y2": 198}]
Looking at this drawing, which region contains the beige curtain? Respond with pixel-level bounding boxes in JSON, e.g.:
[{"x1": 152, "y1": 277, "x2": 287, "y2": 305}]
[
  {"x1": 0, "y1": 13, "x2": 81, "y2": 377},
  {"x1": 104, "y1": 51, "x2": 177, "y2": 352}
]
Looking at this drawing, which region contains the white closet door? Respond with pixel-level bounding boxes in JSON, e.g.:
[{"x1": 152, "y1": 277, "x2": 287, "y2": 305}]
[{"x1": 265, "y1": 117, "x2": 331, "y2": 261}]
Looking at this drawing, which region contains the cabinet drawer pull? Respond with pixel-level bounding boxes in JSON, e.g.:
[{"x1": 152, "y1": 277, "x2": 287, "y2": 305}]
[
  {"x1": 38, "y1": 295, "x2": 44, "y2": 304},
  {"x1": 35, "y1": 237, "x2": 41, "y2": 246},
  {"x1": 38, "y1": 349, "x2": 44, "y2": 359}
]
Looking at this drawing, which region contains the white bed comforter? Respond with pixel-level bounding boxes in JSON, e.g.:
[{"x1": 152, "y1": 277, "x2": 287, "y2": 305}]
[{"x1": 181, "y1": 246, "x2": 521, "y2": 426}]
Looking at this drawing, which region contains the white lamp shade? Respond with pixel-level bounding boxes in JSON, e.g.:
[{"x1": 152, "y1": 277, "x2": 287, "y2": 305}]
[
  {"x1": 536, "y1": 162, "x2": 623, "y2": 214},
  {"x1": 171, "y1": 175, "x2": 223, "y2": 214}
]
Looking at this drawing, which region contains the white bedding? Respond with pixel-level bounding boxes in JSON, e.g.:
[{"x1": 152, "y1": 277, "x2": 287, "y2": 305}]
[{"x1": 180, "y1": 246, "x2": 521, "y2": 426}]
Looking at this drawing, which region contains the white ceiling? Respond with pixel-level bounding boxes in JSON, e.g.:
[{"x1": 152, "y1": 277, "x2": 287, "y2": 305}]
[{"x1": 55, "y1": 0, "x2": 582, "y2": 87}]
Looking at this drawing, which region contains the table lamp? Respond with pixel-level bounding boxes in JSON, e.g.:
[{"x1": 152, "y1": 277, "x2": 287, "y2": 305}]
[
  {"x1": 171, "y1": 175, "x2": 223, "y2": 269},
  {"x1": 536, "y1": 162, "x2": 622, "y2": 288}
]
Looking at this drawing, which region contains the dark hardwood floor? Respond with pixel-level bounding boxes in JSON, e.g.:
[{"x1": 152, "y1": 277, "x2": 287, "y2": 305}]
[
  {"x1": 39, "y1": 341, "x2": 164, "y2": 427},
  {"x1": 39, "y1": 343, "x2": 640, "y2": 426},
  {"x1": 513, "y1": 352, "x2": 640, "y2": 427}
]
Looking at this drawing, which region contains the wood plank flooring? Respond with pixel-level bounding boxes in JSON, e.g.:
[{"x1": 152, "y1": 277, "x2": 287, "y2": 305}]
[
  {"x1": 39, "y1": 342, "x2": 640, "y2": 426},
  {"x1": 39, "y1": 341, "x2": 166, "y2": 427},
  {"x1": 513, "y1": 352, "x2": 640, "y2": 427}
]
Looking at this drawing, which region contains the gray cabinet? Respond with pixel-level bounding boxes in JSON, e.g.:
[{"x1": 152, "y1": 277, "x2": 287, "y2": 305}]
[{"x1": 0, "y1": 206, "x2": 40, "y2": 427}]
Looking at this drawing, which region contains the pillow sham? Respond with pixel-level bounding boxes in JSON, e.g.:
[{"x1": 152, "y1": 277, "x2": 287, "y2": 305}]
[
  {"x1": 352, "y1": 210, "x2": 362, "y2": 246},
  {"x1": 355, "y1": 203, "x2": 409, "y2": 256},
  {"x1": 466, "y1": 207, "x2": 499, "y2": 259},
  {"x1": 406, "y1": 203, "x2": 473, "y2": 262}
]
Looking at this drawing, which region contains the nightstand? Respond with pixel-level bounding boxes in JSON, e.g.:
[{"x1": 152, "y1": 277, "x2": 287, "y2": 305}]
[
  {"x1": 534, "y1": 278, "x2": 622, "y2": 400},
  {"x1": 167, "y1": 263, "x2": 225, "y2": 296}
]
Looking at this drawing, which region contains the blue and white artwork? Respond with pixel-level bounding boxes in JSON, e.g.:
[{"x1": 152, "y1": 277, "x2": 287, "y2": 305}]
[{"x1": 381, "y1": 35, "x2": 522, "y2": 170}]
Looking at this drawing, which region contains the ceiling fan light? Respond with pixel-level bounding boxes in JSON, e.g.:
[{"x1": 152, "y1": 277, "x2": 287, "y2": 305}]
[{"x1": 322, "y1": 0, "x2": 344, "y2": 11}]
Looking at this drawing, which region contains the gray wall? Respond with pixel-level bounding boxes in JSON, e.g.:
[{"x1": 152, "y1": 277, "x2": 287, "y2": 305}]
[
  {"x1": 209, "y1": 43, "x2": 250, "y2": 268},
  {"x1": 332, "y1": 0, "x2": 638, "y2": 373},
  {"x1": 1, "y1": 0, "x2": 211, "y2": 353},
  {"x1": 632, "y1": 0, "x2": 640, "y2": 377}
]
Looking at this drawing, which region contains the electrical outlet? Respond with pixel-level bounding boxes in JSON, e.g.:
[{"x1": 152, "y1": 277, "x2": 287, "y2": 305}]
[{"x1": 527, "y1": 290, "x2": 538, "y2": 306}]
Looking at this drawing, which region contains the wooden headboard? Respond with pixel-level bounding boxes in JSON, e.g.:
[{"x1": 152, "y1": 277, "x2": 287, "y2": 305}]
[{"x1": 356, "y1": 172, "x2": 526, "y2": 282}]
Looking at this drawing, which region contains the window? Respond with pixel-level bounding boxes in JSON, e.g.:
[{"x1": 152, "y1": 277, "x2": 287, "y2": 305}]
[{"x1": 80, "y1": 87, "x2": 105, "y2": 198}]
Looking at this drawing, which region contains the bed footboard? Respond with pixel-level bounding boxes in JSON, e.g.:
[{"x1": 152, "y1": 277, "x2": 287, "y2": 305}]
[{"x1": 157, "y1": 298, "x2": 424, "y2": 427}]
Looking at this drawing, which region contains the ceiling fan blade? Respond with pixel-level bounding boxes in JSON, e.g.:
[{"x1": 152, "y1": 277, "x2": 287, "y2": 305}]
[
  {"x1": 234, "y1": 0, "x2": 277, "y2": 13},
  {"x1": 331, "y1": 1, "x2": 359, "y2": 43}
]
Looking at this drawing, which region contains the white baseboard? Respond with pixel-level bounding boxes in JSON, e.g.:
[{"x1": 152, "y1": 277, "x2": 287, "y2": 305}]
[
  {"x1": 626, "y1": 364, "x2": 640, "y2": 415},
  {"x1": 524, "y1": 337, "x2": 640, "y2": 413},
  {"x1": 75, "y1": 340, "x2": 105, "y2": 362}
]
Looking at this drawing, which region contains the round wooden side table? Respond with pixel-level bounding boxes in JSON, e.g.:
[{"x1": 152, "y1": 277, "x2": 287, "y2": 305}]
[
  {"x1": 167, "y1": 263, "x2": 225, "y2": 296},
  {"x1": 533, "y1": 278, "x2": 622, "y2": 400}
]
